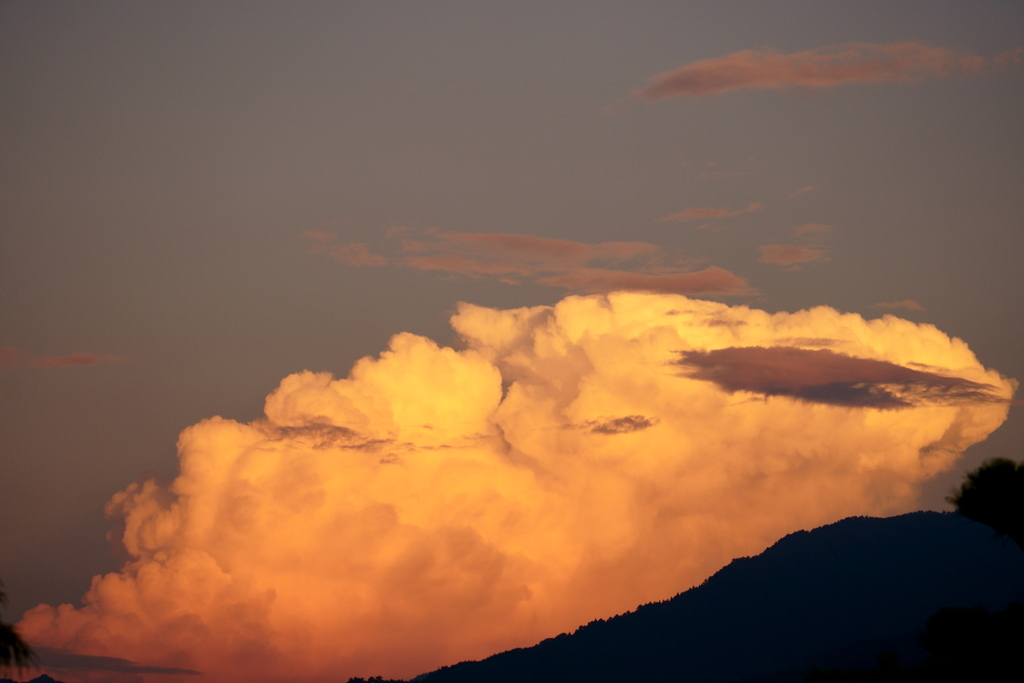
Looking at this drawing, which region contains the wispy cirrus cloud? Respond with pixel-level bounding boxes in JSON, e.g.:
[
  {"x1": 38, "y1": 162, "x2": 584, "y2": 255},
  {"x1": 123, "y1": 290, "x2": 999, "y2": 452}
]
[
  {"x1": 789, "y1": 185, "x2": 815, "y2": 198},
  {"x1": 661, "y1": 202, "x2": 764, "y2": 223},
  {"x1": 303, "y1": 230, "x2": 754, "y2": 296},
  {"x1": 0, "y1": 347, "x2": 126, "y2": 369},
  {"x1": 758, "y1": 244, "x2": 828, "y2": 266},
  {"x1": 632, "y1": 42, "x2": 1009, "y2": 101},
  {"x1": 873, "y1": 300, "x2": 925, "y2": 312}
]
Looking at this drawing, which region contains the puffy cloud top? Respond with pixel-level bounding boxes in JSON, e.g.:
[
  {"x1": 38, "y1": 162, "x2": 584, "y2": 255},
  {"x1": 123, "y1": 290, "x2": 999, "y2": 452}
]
[{"x1": 20, "y1": 293, "x2": 1014, "y2": 683}]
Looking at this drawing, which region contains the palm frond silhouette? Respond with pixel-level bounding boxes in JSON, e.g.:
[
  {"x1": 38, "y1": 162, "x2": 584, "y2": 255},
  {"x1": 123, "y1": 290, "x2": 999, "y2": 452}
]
[{"x1": 0, "y1": 577, "x2": 38, "y2": 675}]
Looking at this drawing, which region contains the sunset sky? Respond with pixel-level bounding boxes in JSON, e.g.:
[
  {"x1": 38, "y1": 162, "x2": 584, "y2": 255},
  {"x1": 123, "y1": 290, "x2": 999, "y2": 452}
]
[{"x1": 1, "y1": 2, "x2": 1022, "y2": 681}]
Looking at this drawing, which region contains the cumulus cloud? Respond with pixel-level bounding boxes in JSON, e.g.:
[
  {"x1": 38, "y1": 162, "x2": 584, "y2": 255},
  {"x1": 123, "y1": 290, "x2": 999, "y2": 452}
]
[
  {"x1": 0, "y1": 347, "x2": 125, "y2": 369},
  {"x1": 873, "y1": 300, "x2": 925, "y2": 311},
  {"x1": 633, "y1": 42, "x2": 991, "y2": 101},
  {"x1": 758, "y1": 244, "x2": 829, "y2": 265},
  {"x1": 661, "y1": 202, "x2": 764, "y2": 223},
  {"x1": 19, "y1": 294, "x2": 1014, "y2": 683},
  {"x1": 303, "y1": 230, "x2": 752, "y2": 297}
]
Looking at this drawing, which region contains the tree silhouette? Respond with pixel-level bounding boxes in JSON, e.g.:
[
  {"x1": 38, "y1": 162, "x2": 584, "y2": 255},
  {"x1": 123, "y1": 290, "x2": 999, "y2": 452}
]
[
  {"x1": 0, "y1": 577, "x2": 37, "y2": 675},
  {"x1": 948, "y1": 458, "x2": 1024, "y2": 551},
  {"x1": 804, "y1": 459, "x2": 1024, "y2": 682}
]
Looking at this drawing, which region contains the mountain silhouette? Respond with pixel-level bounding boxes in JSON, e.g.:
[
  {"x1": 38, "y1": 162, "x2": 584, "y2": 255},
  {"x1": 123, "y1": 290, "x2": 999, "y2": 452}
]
[
  {"x1": 0, "y1": 676, "x2": 64, "y2": 683},
  {"x1": 420, "y1": 511, "x2": 1024, "y2": 683}
]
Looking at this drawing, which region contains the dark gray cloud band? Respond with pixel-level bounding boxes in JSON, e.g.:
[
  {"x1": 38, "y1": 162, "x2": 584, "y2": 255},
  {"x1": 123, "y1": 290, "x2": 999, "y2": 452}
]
[
  {"x1": 587, "y1": 415, "x2": 659, "y2": 434},
  {"x1": 36, "y1": 647, "x2": 201, "y2": 675},
  {"x1": 676, "y1": 346, "x2": 998, "y2": 409}
]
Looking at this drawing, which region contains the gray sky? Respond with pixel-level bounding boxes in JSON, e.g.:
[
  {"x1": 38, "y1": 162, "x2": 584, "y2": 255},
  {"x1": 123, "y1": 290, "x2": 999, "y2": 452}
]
[{"x1": 2, "y1": 0, "x2": 1022, "y2": 623}]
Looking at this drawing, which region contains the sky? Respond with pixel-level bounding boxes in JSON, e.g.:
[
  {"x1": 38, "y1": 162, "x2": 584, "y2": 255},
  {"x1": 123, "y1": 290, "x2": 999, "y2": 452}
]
[{"x1": 1, "y1": 2, "x2": 1022, "y2": 681}]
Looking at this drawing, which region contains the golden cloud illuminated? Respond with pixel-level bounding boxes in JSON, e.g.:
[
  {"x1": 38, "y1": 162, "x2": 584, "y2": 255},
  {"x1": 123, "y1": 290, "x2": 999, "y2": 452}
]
[{"x1": 18, "y1": 294, "x2": 1015, "y2": 682}]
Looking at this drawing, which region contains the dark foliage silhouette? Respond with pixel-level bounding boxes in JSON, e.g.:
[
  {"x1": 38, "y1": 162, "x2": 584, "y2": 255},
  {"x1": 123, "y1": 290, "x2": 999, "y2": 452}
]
[
  {"x1": 948, "y1": 457, "x2": 1024, "y2": 550},
  {"x1": 0, "y1": 577, "x2": 37, "y2": 675},
  {"x1": 804, "y1": 652, "x2": 906, "y2": 682},
  {"x1": 803, "y1": 604, "x2": 1024, "y2": 682},
  {"x1": 805, "y1": 458, "x2": 1024, "y2": 682}
]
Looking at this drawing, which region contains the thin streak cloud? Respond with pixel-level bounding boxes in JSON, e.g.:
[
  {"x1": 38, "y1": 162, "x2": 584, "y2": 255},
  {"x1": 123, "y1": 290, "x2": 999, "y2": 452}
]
[
  {"x1": 758, "y1": 244, "x2": 829, "y2": 266},
  {"x1": 793, "y1": 224, "x2": 832, "y2": 236},
  {"x1": 0, "y1": 347, "x2": 126, "y2": 369},
  {"x1": 303, "y1": 230, "x2": 753, "y2": 297},
  {"x1": 633, "y1": 42, "x2": 994, "y2": 101},
  {"x1": 661, "y1": 202, "x2": 764, "y2": 223},
  {"x1": 30, "y1": 352, "x2": 127, "y2": 368},
  {"x1": 873, "y1": 300, "x2": 926, "y2": 311}
]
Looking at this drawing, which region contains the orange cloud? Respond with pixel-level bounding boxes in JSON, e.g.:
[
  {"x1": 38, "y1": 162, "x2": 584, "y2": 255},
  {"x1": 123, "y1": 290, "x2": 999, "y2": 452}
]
[
  {"x1": 789, "y1": 186, "x2": 815, "y2": 198},
  {"x1": 758, "y1": 244, "x2": 828, "y2": 265},
  {"x1": 305, "y1": 230, "x2": 749, "y2": 297},
  {"x1": 793, "y1": 223, "x2": 832, "y2": 236},
  {"x1": 994, "y1": 47, "x2": 1024, "y2": 66},
  {"x1": 0, "y1": 346, "x2": 23, "y2": 367},
  {"x1": 873, "y1": 300, "x2": 926, "y2": 312},
  {"x1": 18, "y1": 293, "x2": 1015, "y2": 683},
  {"x1": 661, "y1": 202, "x2": 764, "y2": 222},
  {"x1": 0, "y1": 347, "x2": 125, "y2": 369},
  {"x1": 633, "y1": 42, "x2": 989, "y2": 101}
]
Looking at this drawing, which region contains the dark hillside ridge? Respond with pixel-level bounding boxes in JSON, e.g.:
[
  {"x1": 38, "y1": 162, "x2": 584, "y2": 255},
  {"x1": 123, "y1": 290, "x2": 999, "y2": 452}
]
[{"x1": 422, "y1": 512, "x2": 1024, "y2": 683}]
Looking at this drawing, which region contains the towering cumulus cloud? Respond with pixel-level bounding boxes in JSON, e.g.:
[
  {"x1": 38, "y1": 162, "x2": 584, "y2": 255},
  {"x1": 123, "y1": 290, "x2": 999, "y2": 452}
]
[{"x1": 19, "y1": 294, "x2": 1014, "y2": 682}]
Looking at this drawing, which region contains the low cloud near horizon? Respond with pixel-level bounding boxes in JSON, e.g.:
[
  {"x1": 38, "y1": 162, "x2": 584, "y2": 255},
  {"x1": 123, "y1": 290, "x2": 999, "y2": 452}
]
[
  {"x1": 632, "y1": 42, "x2": 1019, "y2": 101},
  {"x1": 303, "y1": 229, "x2": 754, "y2": 297},
  {"x1": 19, "y1": 293, "x2": 1014, "y2": 683},
  {"x1": 0, "y1": 347, "x2": 126, "y2": 369}
]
